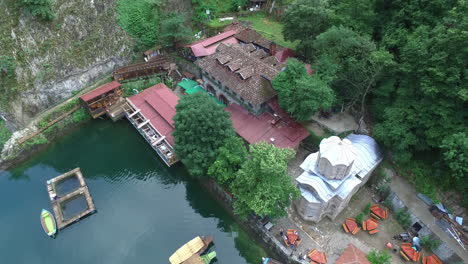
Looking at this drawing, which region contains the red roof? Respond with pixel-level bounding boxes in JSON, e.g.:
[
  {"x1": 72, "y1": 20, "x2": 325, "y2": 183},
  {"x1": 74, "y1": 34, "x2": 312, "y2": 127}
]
[
  {"x1": 189, "y1": 30, "x2": 239, "y2": 57},
  {"x1": 225, "y1": 103, "x2": 308, "y2": 149},
  {"x1": 80, "y1": 81, "x2": 121, "y2": 102},
  {"x1": 335, "y1": 244, "x2": 370, "y2": 264},
  {"x1": 128, "y1": 83, "x2": 179, "y2": 145},
  {"x1": 275, "y1": 48, "x2": 295, "y2": 63}
]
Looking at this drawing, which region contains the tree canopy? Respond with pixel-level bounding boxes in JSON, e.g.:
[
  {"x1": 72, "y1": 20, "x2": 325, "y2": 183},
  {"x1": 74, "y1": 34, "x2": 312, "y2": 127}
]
[
  {"x1": 272, "y1": 58, "x2": 335, "y2": 121},
  {"x1": 281, "y1": 0, "x2": 468, "y2": 205},
  {"x1": 230, "y1": 142, "x2": 299, "y2": 219},
  {"x1": 208, "y1": 136, "x2": 247, "y2": 187},
  {"x1": 160, "y1": 12, "x2": 192, "y2": 48},
  {"x1": 173, "y1": 92, "x2": 235, "y2": 177},
  {"x1": 19, "y1": 0, "x2": 55, "y2": 21}
]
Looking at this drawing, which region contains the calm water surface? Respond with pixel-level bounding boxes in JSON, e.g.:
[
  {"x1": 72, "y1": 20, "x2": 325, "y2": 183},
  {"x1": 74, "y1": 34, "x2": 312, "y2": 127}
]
[{"x1": 0, "y1": 120, "x2": 266, "y2": 264}]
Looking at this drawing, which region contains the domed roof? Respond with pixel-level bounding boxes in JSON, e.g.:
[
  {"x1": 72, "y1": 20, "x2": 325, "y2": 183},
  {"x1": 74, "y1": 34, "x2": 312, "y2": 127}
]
[{"x1": 319, "y1": 136, "x2": 357, "y2": 167}]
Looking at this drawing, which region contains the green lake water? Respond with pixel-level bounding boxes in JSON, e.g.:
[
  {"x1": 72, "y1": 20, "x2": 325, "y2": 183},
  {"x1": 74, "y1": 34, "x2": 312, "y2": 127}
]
[{"x1": 0, "y1": 120, "x2": 267, "y2": 264}]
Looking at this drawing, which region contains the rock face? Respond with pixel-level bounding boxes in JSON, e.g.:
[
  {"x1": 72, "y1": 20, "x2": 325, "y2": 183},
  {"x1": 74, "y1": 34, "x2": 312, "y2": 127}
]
[{"x1": 0, "y1": 0, "x2": 135, "y2": 129}]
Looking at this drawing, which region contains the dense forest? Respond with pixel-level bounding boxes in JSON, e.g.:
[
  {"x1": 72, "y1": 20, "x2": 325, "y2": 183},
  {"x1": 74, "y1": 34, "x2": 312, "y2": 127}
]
[{"x1": 281, "y1": 0, "x2": 467, "y2": 205}]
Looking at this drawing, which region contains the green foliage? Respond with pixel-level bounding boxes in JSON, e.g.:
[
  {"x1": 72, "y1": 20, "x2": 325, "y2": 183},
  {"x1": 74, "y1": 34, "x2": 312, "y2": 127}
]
[
  {"x1": 367, "y1": 249, "x2": 391, "y2": 264},
  {"x1": 383, "y1": 196, "x2": 393, "y2": 211},
  {"x1": 356, "y1": 213, "x2": 364, "y2": 225},
  {"x1": 395, "y1": 209, "x2": 411, "y2": 229},
  {"x1": 0, "y1": 120, "x2": 12, "y2": 150},
  {"x1": 440, "y1": 132, "x2": 467, "y2": 184},
  {"x1": 208, "y1": 136, "x2": 247, "y2": 187},
  {"x1": 312, "y1": 26, "x2": 394, "y2": 111},
  {"x1": 230, "y1": 142, "x2": 299, "y2": 219},
  {"x1": 121, "y1": 77, "x2": 162, "y2": 97},
  {"x1": 420, "y1": 235, "x2": 441, "y2": 252},
  {"x1": 331, "y1": 0, "x2": 376, "y2": 35},
  {"x1": 272, "y1": 58, "x2": 335, "y2": 121},
  {"x1": 173, "y1": 92, "x2": 235, "y2": 177},
  {"x1": 24, "y1": 133, "x2": 48, "y2": 147},
  {"x1": 363, "y1": 203, "x2": 371, "y2": 214},
  {"x1": 72, "y1": 108, "x2": 91, "y2": 123},
  {"x1": 116, "y1": 0, "x2": 161, "y2": 50},
  {"x1": 0, "y1": 56, "x2": 16, "y2": 77},
  {"x1": 282, "y1": 0, "x2": 334, "y2": 58},
  {"x1": 18, "y1": 0, "x2": 55, "y2": 21},
  {"x1": 160, "y1": 12, "x2": 192, "y2": 47}
]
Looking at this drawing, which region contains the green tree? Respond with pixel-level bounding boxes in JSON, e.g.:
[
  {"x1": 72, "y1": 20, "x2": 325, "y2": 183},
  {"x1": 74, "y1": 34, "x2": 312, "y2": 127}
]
[
  {"x1": 117, "y1": 0, "x2": 162, "y2": 50},
  {"x1": 331, "y1": 0, "x2": 377, "y2": 35},
  {"x1": 160, "y1": 12, "x2": 192, "y2": 48},
  {"x1": 440, "y1": 132, "x2": 468, "y2": 185},
  {"x1": 0, "y1": 56, "x2": 16, "y2": 77},
  {"x1": 173, "y1": 93, "x2": 235, "y2": 177},
  {"x1": 208, "y1": 136, "x2": 247, "y2": 187},
  {"x1": 230, "y1": 142, "x2": 299, "y2": 219},
  {"x1": 367, "y1": 249, "x2": 391, "y2": 264},
  {"x1": 312, "y1": 26, "x2": 394, "y2": 123},
  {"x1": 272, "y1": 58, "x2": 335, "y2": 121},
  {"x1": 282, "y1": 0, "x2": 334, "y2": 59},
  {"x1": 19, "y1": 0, "x2": 55, "y2": 20}
]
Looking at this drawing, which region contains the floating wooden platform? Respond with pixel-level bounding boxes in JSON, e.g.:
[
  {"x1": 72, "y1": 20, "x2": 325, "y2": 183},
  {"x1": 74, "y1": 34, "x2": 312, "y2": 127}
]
[{"x1": 46, "y1": 168, "x2": 96, "y2": 230}]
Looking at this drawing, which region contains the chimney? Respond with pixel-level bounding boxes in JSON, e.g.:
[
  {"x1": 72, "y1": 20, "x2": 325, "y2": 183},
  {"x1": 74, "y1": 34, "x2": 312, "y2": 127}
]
[{"x1": 270, "y1": 42, "x2": 277, "y2": 56}]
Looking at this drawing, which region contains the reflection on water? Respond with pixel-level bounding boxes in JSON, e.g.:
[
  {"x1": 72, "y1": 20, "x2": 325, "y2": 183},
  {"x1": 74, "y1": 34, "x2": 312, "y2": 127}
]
[
  {"x1": 0, "y1": 120, "x2": 267, "y2": 264},
  {"x1": 56, "y1": 176, "x2": 80, "y2": 196},
  {"x1": 61, "y1": 194, "x2": 88, "y2": 220}
]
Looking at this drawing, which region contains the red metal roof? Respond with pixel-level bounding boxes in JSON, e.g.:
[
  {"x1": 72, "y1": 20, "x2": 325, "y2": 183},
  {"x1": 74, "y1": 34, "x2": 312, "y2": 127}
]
[
  {"x1": 80, "y1": 81, "x2": 121, "y2": 102},
  {"x1": 335, "y1": 244, "x2": 370, "y2": 264},
  {"x1": 128, "y1": 83, "x2": 179, "y2": 145},
  {"x1": 225, "y1": 103, "x2": 308, "y2": 149},
  {"x1": 189, "y1": 30, "x2": 239, "y2": 57}
]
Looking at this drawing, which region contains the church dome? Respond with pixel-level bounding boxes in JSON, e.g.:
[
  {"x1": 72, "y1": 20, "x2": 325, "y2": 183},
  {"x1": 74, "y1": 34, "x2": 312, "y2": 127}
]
[{"x1": 317, "y1": 136, "x2": 357, "y2": 180}]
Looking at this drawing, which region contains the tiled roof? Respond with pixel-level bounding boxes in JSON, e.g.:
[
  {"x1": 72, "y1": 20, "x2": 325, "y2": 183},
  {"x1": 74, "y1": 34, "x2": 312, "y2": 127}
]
[
  {"x1": 335, "y1": 244, "x2": 370, "y2": 264},
  {"x1": 188, "y1": 30, "x2": 239, "y2": 57},
  {"x1": 80, "y1": 81, "x2": 121, "y2": 102},
  {"x1": 196, "y1": 43, "x2": 284, "y2": 105},
  {"x1": 226, "y1": 103, "x2": 308, "y2": 149},
  {"x1": 128, "y1": 83, "x2": 179, "y2": 145},
  {"x1": 235, "y1": 28, "x2": 272, "y2": 50}
]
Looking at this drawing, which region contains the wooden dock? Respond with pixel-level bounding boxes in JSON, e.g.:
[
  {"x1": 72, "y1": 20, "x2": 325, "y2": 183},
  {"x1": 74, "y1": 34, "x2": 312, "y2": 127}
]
[{"x1": 46, "y1": 168, "x2": 96, "y2": 230}]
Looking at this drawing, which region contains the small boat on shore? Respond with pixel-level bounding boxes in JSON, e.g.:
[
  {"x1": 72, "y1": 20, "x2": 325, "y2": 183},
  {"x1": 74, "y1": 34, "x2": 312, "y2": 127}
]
[
  {"x1": 169, "y1": 236, "x2": 215, "y2": 264},
  {"x1": 40, "y1": 209, "x2": 57, "y2": 237}
]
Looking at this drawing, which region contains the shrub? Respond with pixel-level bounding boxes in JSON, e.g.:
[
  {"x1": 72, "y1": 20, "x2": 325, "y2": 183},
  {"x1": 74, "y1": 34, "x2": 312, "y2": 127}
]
[
  {"x1": 0, "y1": 56, "x2": 16, "y2": 77},
  {"x1": 363, "y1": 203, "x2": 371, "y2": 214},
  {"x1": 420, "y1": 235, "x2": 441, "y2": 252},
  {"x1": 18, "y1": 0, "x2": 56, "y2": 21},
  {"x1": 367, "y1": 249, "x2": 391, "y2": 264},
  {"x1": 72, "y1": 108, "x2": 91, "y2": 123},
  {"x1": 395, "y1": 209, "x2": 412, "y2": 229},
  {"x1": 356, "y1": 213, "x2": 364, "y2": 225},
  {"x1": 377, "y1": 184, "x2": 391, "y2": 199},
  {"x1": 383, "y1": 196, "x2": 393, "y2": 211},
  {"x1": 24, "y1": 134, "x2": 48, "y2": 147},
  {"x1": 0, "y1": 120, "x2": 12, "y2": 151}
]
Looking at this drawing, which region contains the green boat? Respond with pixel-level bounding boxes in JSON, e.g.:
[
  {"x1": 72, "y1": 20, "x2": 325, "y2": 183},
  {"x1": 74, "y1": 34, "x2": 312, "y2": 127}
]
[
  {"x1": 40, "y1": 209, "x2": 57, "y2": 237},
  {"x1": 201, "y1": 251, "x2": 217, "y2": 264}
]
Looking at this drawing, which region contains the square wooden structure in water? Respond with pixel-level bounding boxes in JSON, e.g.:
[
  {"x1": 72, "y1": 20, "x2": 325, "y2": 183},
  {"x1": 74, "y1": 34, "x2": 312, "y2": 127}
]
[{"x1": 46, "y1": 168, "x2": 96, "y2": 230}]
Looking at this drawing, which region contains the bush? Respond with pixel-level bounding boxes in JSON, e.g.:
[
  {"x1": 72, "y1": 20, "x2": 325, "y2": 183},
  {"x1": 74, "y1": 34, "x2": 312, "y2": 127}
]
[
  {"x1": 363, "y1": 203, "x2": 371, "y2": 214},
  {"x1": 0, "y1": 120, "x2": 12, "y2": 150},
  {"x1": 420, "y1": 235, "x2": 441, "y2": 252},
  {"x1": 0, "y1": 56, "x2": 16, "y2": 77},
  {"x1": 395, "y1": 209, "x2": 412, "y2": 229},
  {"x1": 72, "y1": 108, "x2": 91, "y2": 123},
  {"x1": 356, "y1": 213, "x2": 364, "y2": 225},
  {"x1": 377, "y1": 184, "x2": 391, "y2": 199},
  {"x1": 116, "y1": 0, "x2": 161, "y2": 50},
  {"x1": 24, "y1": 134, "x2": 48, "y2": 147},
  {"x1": 367, "y1": 249, "x2": 391, "y2": 264},
  {"x1": 383, "y1": 196, "x2": 393, "y2": 211},
  {"x1": 18, "y1": 0, "x2": 55, "y2": 21}
]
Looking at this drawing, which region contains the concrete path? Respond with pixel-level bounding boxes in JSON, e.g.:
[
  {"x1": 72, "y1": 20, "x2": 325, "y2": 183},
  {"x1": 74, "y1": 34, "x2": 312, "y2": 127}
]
[{"x1": 389, "y1": 171, "x2": 468, "y2": 261}]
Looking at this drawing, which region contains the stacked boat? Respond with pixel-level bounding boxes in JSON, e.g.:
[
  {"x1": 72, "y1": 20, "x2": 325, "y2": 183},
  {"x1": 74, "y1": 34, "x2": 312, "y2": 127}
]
[{"x1": 169, "y1": 236, "x2": 216, "y2": 264}]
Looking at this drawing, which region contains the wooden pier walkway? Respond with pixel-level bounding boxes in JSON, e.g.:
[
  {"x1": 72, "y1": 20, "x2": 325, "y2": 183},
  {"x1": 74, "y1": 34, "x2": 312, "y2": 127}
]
[{"x1": 46, "y1": 168, "x2": 96, "y2": 230}]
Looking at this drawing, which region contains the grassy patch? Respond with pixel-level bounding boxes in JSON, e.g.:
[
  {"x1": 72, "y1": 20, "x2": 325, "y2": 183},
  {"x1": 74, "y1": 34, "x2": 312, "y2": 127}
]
[
  {"x1": 122, "y1": 76, "x2": 162, "y2": 97},
  {"x1": 239, "y1": 12, "x2": 298, "y2": 50},
  {"x1": 72, "y1": 108, "x2": 91, "y2": 123},
  {"x1": 207, "y1": 19, "x2": 232, "y2": 29},
  {"x1": 0, "y1": 120, "x2": 12, "y2": 150},
  {"x1": 23, "y1": 133, "x2": 48, "y2": 147},
  {"x1": 367, "y1": 249, "x2": 391, "y2": 264}
]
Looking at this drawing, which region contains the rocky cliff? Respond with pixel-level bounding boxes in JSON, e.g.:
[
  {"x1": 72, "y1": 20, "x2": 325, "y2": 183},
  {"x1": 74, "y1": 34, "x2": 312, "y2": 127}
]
[{"x1": 0, "y1": 0, "x2": 135, "y2": 129}]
